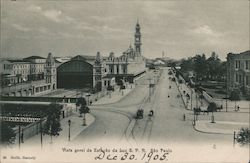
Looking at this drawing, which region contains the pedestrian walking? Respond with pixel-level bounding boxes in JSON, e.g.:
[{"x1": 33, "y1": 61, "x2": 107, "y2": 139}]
[
  {"x1": 183, "y1": 114, "x2": 186, "y2": 121},
  {"x1": 149, "y1": 110, "x2": 154, "y2": 116},
  {"x1": 236, "y1": 105, "x2": 240, "y2": 112},
  {"x1": 220, "y1": 105, "x2": 223, "y2": 111}
]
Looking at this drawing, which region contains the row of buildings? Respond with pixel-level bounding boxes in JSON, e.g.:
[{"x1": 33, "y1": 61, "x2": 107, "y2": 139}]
[
  {"x1": 0, "y1": 22, "x2": 146, "y2": 97},
  {"x1": 0, "y1": 54, "x2": 57, "y2": 96},
  {"x1": 227, "y1": 50, "x2": 250, "y2": 97}
]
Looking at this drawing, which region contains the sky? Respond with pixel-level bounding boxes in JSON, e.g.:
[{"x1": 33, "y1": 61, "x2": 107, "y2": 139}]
[{"x1": 0, "y1": 0, "x2": 249, "y2": 60}]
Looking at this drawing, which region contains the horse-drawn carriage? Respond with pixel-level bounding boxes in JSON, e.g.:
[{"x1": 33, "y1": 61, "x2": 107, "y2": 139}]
[{"x1": 136, "y1": 109, "x2": 144, "y2": 119}]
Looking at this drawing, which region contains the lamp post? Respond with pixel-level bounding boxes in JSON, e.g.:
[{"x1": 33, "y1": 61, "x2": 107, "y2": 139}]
[
  {"x1": 68, "y1": 119, "x2": 71, "y2": 141},
  {"x1": 18, "y1": 124, "x2": 21, "y2": 149},
  {"x1": 86, "y1": 93, "x2": 91, "y2": 105},
  {"x1": 186, "y1": 94, "x2": 190, "y2": 109}
]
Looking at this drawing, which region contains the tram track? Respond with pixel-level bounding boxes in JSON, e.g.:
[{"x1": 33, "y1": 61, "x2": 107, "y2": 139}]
[
  {"x1": 91, "y1": 107, "x2": 137, "y2": 145},
  {"x1": 133, "y1": 70, "x2": 163, "y2": 143}
]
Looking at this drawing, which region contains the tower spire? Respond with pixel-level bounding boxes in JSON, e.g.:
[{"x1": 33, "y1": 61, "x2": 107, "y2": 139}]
[{"x1": 134, "y1": 21, "x2": 141, "y2": 55}]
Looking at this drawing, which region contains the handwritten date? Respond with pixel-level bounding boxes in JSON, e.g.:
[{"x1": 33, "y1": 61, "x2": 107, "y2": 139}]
[{"x1": 95, "y1": 150, "x2": 169, "y2": 161}]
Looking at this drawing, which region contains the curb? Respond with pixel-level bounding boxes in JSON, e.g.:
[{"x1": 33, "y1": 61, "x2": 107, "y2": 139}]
[
  {"x1": 92, "y1": 86, "x2": 135, "y2": 106},
  {"x1": 173, "y1": 79, "x2": 192, "y2": 111},
  {"x1": 216, "y1": 110, "x2": 249, "y2": 114},
  {"x1": 192, "y1": 122, "x2": 233, "y2": 136},
  {"x1": 70, "y1": 113, "x2": 96, "y2": 141}
]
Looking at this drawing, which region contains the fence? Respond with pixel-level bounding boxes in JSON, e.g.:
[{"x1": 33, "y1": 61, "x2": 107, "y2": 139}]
[{"x1": 13, "y1": 120, "x2": 45, "y2": 144}]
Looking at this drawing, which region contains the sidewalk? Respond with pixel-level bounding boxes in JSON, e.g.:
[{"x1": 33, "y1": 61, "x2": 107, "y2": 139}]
[
  {"x1": 92, "y1": 84, "x2": 135, "y2": 105},
  {"x1": 174, "y1": 74, "x2": 249, "y2": 113},
  {"x1": 175, "y1": 79, "x2": 208, "y2": 111},
  {"x1": 20, "y1": 112, "x2": 95, "y2": 148},
  {"x1": 213, "y1": 98, "x2": 250, "y2": 111},
  {"x1": 194, "y1": 120, "x2": 248, "y2": 135}
]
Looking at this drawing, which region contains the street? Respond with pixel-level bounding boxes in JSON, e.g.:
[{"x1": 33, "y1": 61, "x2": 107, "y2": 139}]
[
  {"x1": 69, "y1": 67, "x2": 248, "y2": 162},
  {"x1": 1, "y1": 68, "x2": 248, "y2": 163},
  {"x1": 72, "y1": 70, "x2": 155, "y2": 146},
  {"x1": 71, "y1": 68, "x2": 247, "y2": 147}
]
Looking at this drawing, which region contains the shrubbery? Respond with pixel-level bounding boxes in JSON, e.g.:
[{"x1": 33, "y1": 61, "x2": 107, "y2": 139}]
[{"x1": 236, "y1": 128, "x2": 250, "y2": 145}]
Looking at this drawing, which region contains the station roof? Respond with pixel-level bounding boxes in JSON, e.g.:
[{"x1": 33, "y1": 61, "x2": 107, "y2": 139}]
[{"x1": 24, "y1": 56, "x2": 46, "y2": 60}]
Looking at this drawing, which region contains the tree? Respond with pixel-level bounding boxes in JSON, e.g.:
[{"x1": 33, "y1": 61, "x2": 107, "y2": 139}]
[
  {"x1": 179, "y1": 52, "x2": 226, "y2": 82},
  {"x1": 76, "y1": 97, "x2": 87, "y2": 117},
  {"x1": 180, "y1": 57, "x2": 194, "y2": 73},
  {"x1": 236, "y1": 128, "x2": 249, "y2": 145},
  {"x1": 0, "y1": 122, "x2": 16, "y2": 145},
  {"x1": 43, "y1": 103, "x2": 62, "y2": 143},
  {"x1": 217, "y1": 61, "x2": 227, "y2": 81},
  {"x1": 207, "y1": 52, "x2": 221, "y2": 80},
  {"x1": 194, "y1": 54, "x2": 208, "y2": 81},
  {"x1": 76, "y1": 97, "x2": 89, "y2": 125}
]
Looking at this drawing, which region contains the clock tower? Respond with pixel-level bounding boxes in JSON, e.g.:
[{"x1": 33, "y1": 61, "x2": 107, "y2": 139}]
[
  {"x1": 45, "y1": 52, "x2": 57, "y2": 90},
  {"x1": 134, "y1": 21, "x2": 142, "y2": 55}
]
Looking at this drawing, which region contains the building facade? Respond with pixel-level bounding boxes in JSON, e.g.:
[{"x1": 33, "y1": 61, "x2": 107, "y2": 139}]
[
  {"x1": 0, "y1": 53, "x2": 57, "y2": 96},
  {"x1": 1, "y1": 60, "x2": 30, "y2": 85},
  {"x1": 23, "y1": 56, "x2": 46, "y2": 81},
  {"x1": 227, "y1": 50, "x2": 250, "y2": 96},
  {"x1": 1, "y1": 22, "x2": 146, "y2": 95},
  {"x1": 57, "y1": 22, "x2": 146, "y2": 91},
  {"x1": 105, "y1": 22, "x2": 146, "y2": 84},
  {"x1": 57, "y1": 55, "x2": 95, "y2": 89}
]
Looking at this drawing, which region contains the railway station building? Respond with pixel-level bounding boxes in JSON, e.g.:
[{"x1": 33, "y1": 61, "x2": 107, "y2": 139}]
[{"x1": 57, "y1": 22, "x2": 146, "y2": 92}]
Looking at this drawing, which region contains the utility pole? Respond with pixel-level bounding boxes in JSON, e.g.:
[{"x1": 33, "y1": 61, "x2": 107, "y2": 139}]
[
  {"x1": 18, "y1": 125, "x2": 21, "y2": 149},
  {"x1": 195, "y1": 90, "x2": 199, "y2": 121},
  {"x1": 191, "y1": 89, "x2": 193, "y2": 110},
  {"x1": 148, "y1": 79, "x2": 151, "y2": 102},
  {"x1": 226, "y1": 76, "x2": 228, "y2": 112},
  {"x1": 196, "y1": 91, "x2": 198, "y2": 108},
  {"x1": 193, "y1": 108, "x2": 196, "y2": 126},
  {"x1": 40, "y1": 119, "x2": 43, "y2": 149},
  {"x1": 233, "y1": 131, "x2": 236, "y2": 147}
]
